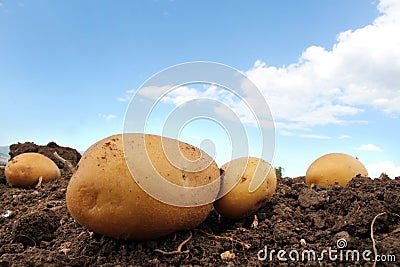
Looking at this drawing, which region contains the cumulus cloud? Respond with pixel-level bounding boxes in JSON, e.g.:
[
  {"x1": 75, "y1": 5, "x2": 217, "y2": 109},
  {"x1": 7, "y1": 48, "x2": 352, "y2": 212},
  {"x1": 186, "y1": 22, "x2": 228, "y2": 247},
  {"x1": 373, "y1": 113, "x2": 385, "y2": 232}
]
[
  {"x1": 246, "y1": 0, "x2": 400, "y2": 131},
  {"x1": 121, "y1": 0, "x2": 399, "y2": 134},
  {"x1": 117, "y1": 96, "x2": 129, "y2": 102},
  {"x1": 279, "y1": 129, "x2": 330, "y2": 139},
  {"x1": 137, "y1": 84, "x2": 261, "y2": 126},
  {"x1": 117, "y1": 89, "x2": 136, "y2": 102},
  {"x1": 356, "y1": 144, "x2": 384, "y2": 152},
  {"x1": 138, "y1": 85, "x2": 231, "y2": 106},
  {"x1": 98, "y1": 113, "x2": 116, "y2": 121},
  {"x1": 367, "y1": 160, "x2": 400, "y2": 178},
  {"x1": 298, "y1": 134, "x2": 331, "y2": 139}
]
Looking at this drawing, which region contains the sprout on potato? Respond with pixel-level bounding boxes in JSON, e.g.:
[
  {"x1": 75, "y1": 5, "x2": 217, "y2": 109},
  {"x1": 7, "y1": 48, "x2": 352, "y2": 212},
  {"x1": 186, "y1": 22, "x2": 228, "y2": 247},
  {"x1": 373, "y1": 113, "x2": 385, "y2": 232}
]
[
  {"x1": 306, "y1": 153, "x2": 368, "y2": 188},
  {"x1": 214, "y1": 157, "x2": 277, "y2": 219},
  {"x1": 5, "y1": 152, "x2": 61, "y2": 187}
]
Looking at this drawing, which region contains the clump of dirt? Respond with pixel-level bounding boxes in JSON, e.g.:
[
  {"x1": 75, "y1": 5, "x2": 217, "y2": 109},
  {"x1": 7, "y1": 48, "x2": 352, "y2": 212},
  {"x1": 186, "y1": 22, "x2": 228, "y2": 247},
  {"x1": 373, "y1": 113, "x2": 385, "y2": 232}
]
[
  {"x1": 0, "y1": 142, "x2": 399, "y2": 266},
  {"x1": 12, "y1": 209, "x2": 60, "y2": 246},
  {"x1": 8, "y1": 141, "x2": 81, "y2": 169}
]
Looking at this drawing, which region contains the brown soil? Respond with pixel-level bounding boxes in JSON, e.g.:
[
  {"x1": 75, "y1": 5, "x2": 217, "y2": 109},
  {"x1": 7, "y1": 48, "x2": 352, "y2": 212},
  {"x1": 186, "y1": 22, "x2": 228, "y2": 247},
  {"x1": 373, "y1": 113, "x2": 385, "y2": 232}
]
[{"x1": 0, "y1": 142, "x2": 399, "y2": 266}]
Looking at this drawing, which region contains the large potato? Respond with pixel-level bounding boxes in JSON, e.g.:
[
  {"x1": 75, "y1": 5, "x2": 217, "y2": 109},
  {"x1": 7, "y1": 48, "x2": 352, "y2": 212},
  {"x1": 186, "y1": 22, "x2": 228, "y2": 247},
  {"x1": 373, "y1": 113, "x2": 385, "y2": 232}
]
[
  {"x1": 306, "y1": 153, "x2": 368, "y2": 187},
  {"x1": 214, "y1": 157, "x2": 277, "y2": 219},
  {"x1": 5, "y1": 152, "x2": 61, "y2": 187},
  {"x1": 66, "y1": 133, "x2": 220, "y2": 240}
]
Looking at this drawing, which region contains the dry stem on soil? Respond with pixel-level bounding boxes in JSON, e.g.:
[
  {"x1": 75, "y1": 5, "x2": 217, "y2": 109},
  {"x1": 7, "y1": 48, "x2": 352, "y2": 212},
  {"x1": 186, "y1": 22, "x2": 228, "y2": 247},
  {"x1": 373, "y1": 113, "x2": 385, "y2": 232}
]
[
  {"x1": 154, "y1": 231, "x2": 193, "y2": 255},
  {"x1": 370, "y1": 212, "x2": 400, "y2": 267},
  {"x1": 53, "y1": 152, "x2": 76, "y2": 172},
  {"x1": 197, "y1": 229, "x2": 251, "y2": 250}
]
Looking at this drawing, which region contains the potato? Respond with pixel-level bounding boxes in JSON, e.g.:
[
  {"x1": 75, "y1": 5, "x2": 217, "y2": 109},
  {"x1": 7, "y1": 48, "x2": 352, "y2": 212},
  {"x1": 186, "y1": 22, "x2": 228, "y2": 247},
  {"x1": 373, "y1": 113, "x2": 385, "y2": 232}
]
[
  {"x1": 306, "y1": 153, "x2": 368, "y2": 187},
  {"x1": 214, "y1": 157, "x2": 277, "y2": 219},
  {"x1": 5, "y1": 152, "x2": 61, "y2": 187},
  {"x1": 66, "y1": 133, "x2": 220, "y2": 240}
]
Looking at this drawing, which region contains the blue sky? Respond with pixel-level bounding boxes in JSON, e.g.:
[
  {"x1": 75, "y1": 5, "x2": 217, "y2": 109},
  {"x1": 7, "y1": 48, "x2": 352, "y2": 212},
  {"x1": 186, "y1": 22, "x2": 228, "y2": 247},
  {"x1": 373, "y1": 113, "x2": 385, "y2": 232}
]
[{"x1": 1, "y1": 0, "x2": 399, "y2": 177}]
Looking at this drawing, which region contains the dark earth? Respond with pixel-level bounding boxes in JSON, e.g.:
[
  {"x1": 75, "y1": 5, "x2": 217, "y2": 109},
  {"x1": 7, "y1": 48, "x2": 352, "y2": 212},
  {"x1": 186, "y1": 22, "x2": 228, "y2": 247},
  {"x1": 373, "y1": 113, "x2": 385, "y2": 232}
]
[{"x1": 0, "y1": 142, "x2": 399, "y2": 266}]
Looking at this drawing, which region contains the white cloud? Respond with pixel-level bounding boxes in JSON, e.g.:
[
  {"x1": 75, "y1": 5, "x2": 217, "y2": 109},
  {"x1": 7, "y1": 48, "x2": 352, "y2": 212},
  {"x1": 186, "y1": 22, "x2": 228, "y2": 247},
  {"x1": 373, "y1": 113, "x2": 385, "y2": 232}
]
[
  {"x1": 298, "y1": 134, "x2": 331, "y2": 139},
  {"x1": 117, "y1": 97, "x2": 129, "y2": 102},
  {"x1": 137, "y1": 84, "x2": 260, "y2": 126},
  {"x1": 117, "y1": 89, "x2": 136, "y2": 102},
  {"x1": 137, "y1": 85, "x2": 176, "y2": 102},
  {"x1": 279, "y1": 129, "x2": 296, "y2": 136},
  {"x1": 246, "y1": 0, "x2": 400, "y2": 131},
  {"x1": 98, "y1": 113, "x2": 116, "y2": 121},
  {"x1": 367, "y1": 160, "x2": 400, "y2": 178},
  {"x1": 157, "y1": 85, "x2": 232, "y2": 107},
  {"x1": 279, "y1": 129, "x2": 330, "y2": 139},
  {"x1": 339, "y1": 135, "x2": 352, "y2": 139},
  {"x1": 121, "y1": 0, "x2": 400, "y2": 135},
  {"x1": 356, "y1": 144, "x2": 383, "y2": 152}
]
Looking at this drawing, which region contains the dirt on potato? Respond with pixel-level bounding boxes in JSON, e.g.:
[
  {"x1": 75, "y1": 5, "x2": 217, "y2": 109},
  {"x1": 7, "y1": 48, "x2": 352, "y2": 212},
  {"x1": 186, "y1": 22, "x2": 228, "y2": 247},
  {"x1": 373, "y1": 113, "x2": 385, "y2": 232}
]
[{"x1": 0, "y1": 142, "x2": 399, "y2": 266}]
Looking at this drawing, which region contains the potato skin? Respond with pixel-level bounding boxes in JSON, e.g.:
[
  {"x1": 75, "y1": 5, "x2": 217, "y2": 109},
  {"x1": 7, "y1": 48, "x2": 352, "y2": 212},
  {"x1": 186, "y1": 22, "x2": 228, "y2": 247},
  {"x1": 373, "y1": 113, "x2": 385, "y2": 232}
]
[
  {"x1": 66, "y1": 133, "x2": 220, "y2": 240},
  {"x1": 214, "y1": 157, "x2": 277, "y2": 219},
  {"x1": 306, "y1": 153, "x2": 368, "y2": 187},
  {"x1": 5, "y1": 152, "x2": 61, "y2": 187}
]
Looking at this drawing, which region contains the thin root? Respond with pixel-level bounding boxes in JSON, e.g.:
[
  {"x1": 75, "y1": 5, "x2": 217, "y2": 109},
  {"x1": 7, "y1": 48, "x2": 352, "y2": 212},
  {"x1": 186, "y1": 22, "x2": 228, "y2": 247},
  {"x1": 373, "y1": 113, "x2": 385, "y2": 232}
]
[
  {"x1": 251, "y1": 215, "x2": 259, "y2": 229},
  {"x1": 198, "y1": 230, "x2": 251, "y2": 250},
  {"x1": 154, "y1": 231, "x2": 192, "y2": 255},
  {"x1": 370, "y1": 212, "x2": 400, "y2": 267},
  {"x1": 390, "y1": 227, "x2": 400, "y2": 234},
  {"x1": 53, "y1": 152, "x2": 76, "y2": 173},
  {"x1": 35, "y1": 176, "x2": 43, "y2": 188},
  {"x1": 371, "y1": 212, "x2": 386, "y2": 267}
]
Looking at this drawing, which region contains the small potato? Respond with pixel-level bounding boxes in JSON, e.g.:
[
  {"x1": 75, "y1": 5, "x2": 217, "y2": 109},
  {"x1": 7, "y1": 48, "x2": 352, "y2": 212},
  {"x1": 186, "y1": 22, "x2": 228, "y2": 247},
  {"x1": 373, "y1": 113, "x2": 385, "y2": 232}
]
[
  {"x1": 66, "y1": 133, "x2": 220, "y2": 240},
  {"x1": 214, "y1": 157, "x2": 277, "y2": 219},
  {"x1": 5, "y1": 152, "x2": 61, "y2": 187},
  {"x1": 306, "y1": 153, "x2": 368, "y2": 187}
]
